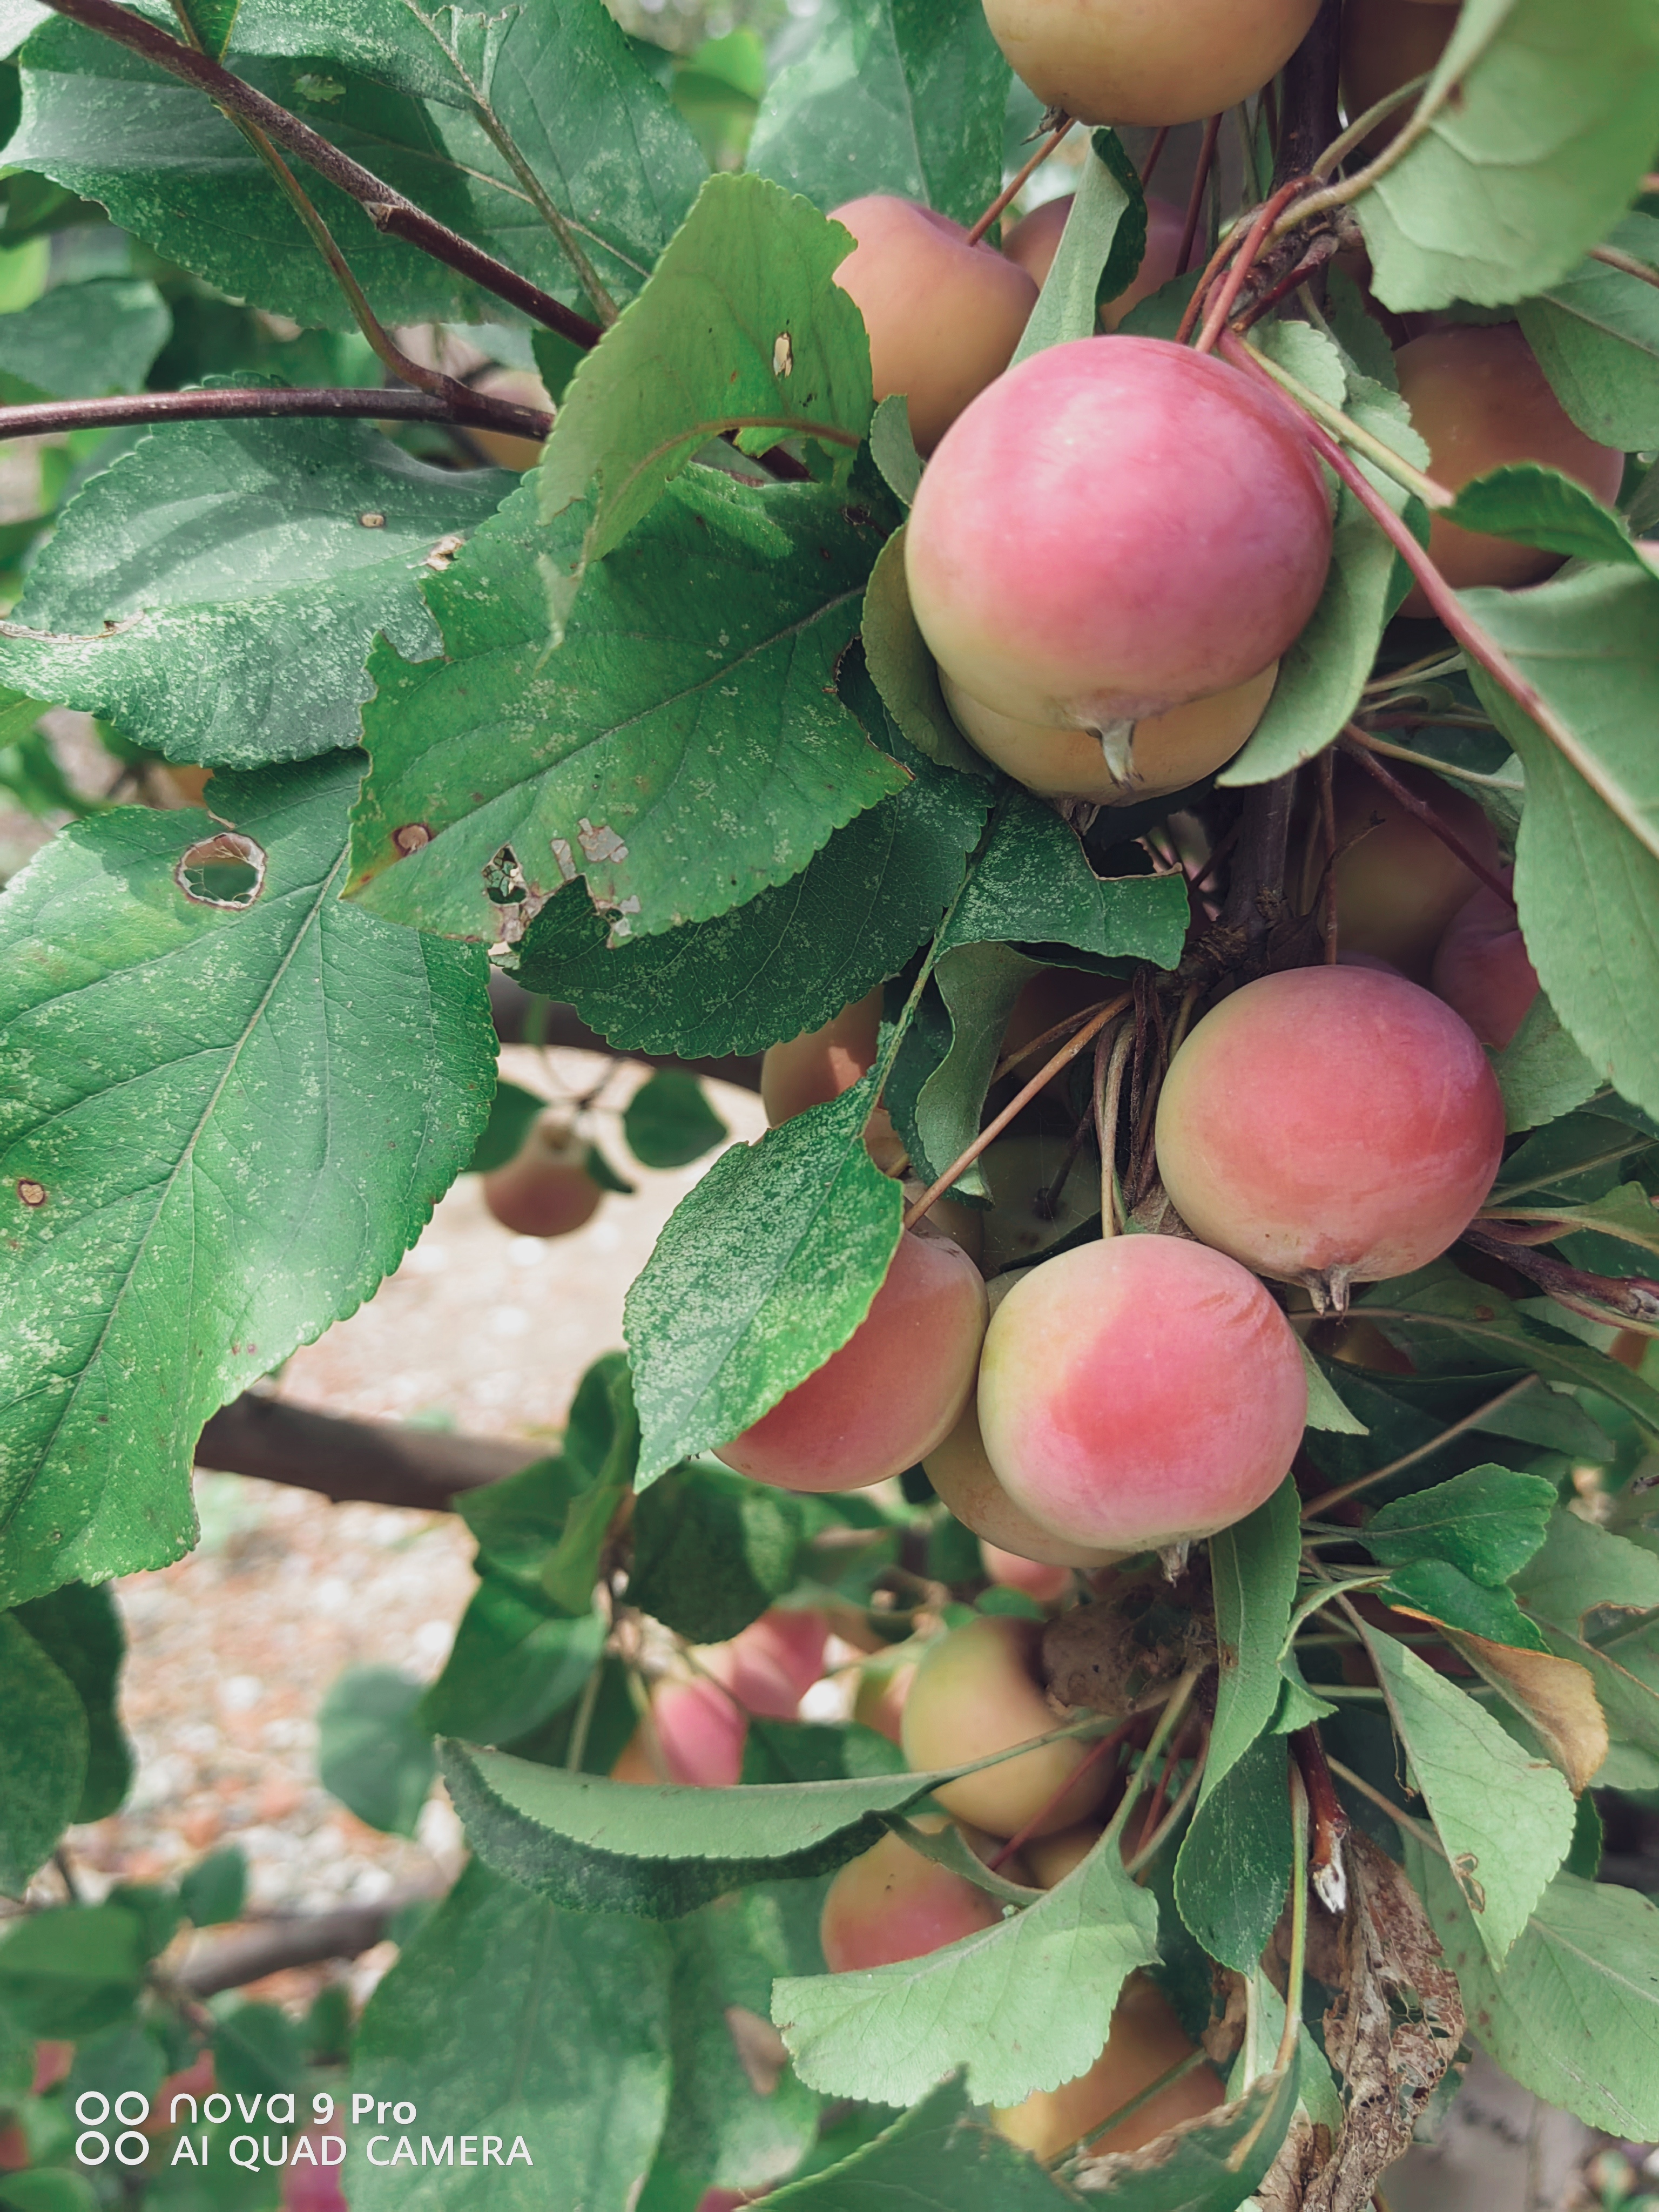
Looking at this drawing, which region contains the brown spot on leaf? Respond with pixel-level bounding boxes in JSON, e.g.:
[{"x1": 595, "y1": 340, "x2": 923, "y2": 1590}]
[
  {"x1": 17, "y1": 1179, "x2": 46, "y2": 1208},
  {"x1": 393, "y1": 822, "x2": 433, "y2": 855},
  {"x1": 359, "y1": 510, "x2": 387, "y2": 528}
]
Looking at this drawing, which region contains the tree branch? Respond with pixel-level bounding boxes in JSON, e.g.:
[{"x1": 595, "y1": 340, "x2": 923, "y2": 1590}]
[
  {"x1": 0, "y1": 385, "x2": 551, "y2": 446},
  {"x1": 196, "y1": 1393, "x2": 537, "y2": 1509},
  {"x1": 1273, "y1": 0, "x2": 1344, "y2": 188},
  {"x1": 35, "y1": 0, "x2": 602, "y2": 349},
  {"x1": 177, "y1": 1889, "x2": 441, "y2": 1997}
]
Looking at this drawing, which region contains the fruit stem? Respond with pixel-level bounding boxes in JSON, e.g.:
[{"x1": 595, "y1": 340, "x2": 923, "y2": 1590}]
[
  {"x1": 1308, "y1": 72, "x2": 1432, "y2": 182},
  {"x1": 1122, "y1": 1742, "x2": 1205, "y2": 1877},
  {"x1": 1298, "y1": 1372, "x2": 1539, "y2": 1518},
  {"x1": 902, "y1": 992, "x2": 1131, "y2": 1229},
  {"x1": 1318, "y1": 748, "x2": 1339, "y2": 962},
  {"x1": 965, "y1": 116, "x2": 1075, "y2": 247},
  {"x1": 1139, "y1": 125, "x2": 1171, "y2": 190},
  {"x1": 1353, "y1": 734, "x2": 1524, "y2": 794},
  {"x1": 1094, "y1": 1017, "x2": 1135, "y2": 1235},
  {"x1": 1191, "y1": 182, "x2": 1308, "y2": 353},
  {"x1": 1175, "y1": 112, "x2": 1225, "y2": 278},
  {"x1": 1229, "y1": 331, "x2": 1453, "y2": 508},
  {"x1": 1337, "y1": 730, "x2": 1517, "y2": 908},
  {"x1": 1103, "y1": 1667, "x2": 1203, "y2": 1844}
]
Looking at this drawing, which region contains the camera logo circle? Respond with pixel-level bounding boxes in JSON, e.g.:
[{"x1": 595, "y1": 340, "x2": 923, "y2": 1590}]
[{"x1": 75, "y1": 2089, "x2": 151, "y2": 2166}]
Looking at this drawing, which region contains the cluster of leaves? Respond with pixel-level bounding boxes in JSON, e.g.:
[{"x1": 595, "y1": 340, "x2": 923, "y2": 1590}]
[{"x1": 1, "y1": 0, "x2": 1658, "y2": 2207}]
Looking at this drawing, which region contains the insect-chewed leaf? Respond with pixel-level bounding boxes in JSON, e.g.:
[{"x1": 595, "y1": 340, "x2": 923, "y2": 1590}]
[
  {"x1": 347, "y1": 470, "x2": 906, "y2": 946},
  {"x1": 0, "y1": 751, "x2": 493, "y2": 1609},
  {"x1": 625, "y1": 1075, "x2": 902, "y2": 1485},
  {"x1": 773, "y1": 1823, "x2": 1159, "y2": 2108},
  {"x1": 765, "y1": 2077, "x2": 1083, "y2": 2211},
  {"x1": 1356, "y1": 0, "x2": 1659, "y2": 313},
  {"x1": 748, "y1": 0, "x2": 1009, "y2": 227},
  {"x1": 1514, "y1": 1510, "x2": 1659, "y2": 1763},
  {"x1": 1519, "y1": 212, "x2": 1659, "y2": 449},
  {"x1": 0, "y1": 408, "x2": 514, "y2": 768},
  {"x1": 537, "y1": 172, "x2": 874, "y2": 631}
]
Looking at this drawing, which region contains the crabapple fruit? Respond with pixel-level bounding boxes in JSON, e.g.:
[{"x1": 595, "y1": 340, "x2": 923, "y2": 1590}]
[
  {"x1": 980, "y1": 1135, "x2": 1097, "y2": 1273},
  {"x1": 900, "y1": 1614, "x2": 1115, "y2": 1838},
  {"x1": 981, "y1": 1541, "x2": 1073, "y2": 1605},
  {"x1": 983, "y1": 0, "x2": 1323, "y2": 127},
  {"x1": 853, "y1": 1658, "x2": 916, "y2": 1744},
  {"x1": 906, "y1": 338, "x2": 1330, "y2": 739},
  {"x1": 1155, "y1": 965, "x2": 1506, "y2": 1304},
  {"x1": 828, "y1": 197, "x2": 1038, "y2": 454},
  {"x1": 1431, "y1": 877, "x2": 1537, "y2": 1049},
  {"x1": 713, "y1": 1608, "x2": 830, "y2": 1719},
  {"x1": 611, "y1": 1676, "x2": 747, "y2": 1787},
  {"x1": 761, "y1": 990, "x2": 882, "y2": 1124},
  {"x1": 1024, "y1": 1821, "x2": 1103, "y2": 1889},
  {"x1": 978, "y1": 1237, "x2": 1306, "y2": 1551},
  {"x1": 481, "y1": 1115, "x2": 602, "y2": 1238},
  {"x1": 1394, "y1": 325, "x2": 1625, "y2": 611},
  {"x1": 942, "y1": 660, "x2": 1279, "y2": 804},
  {"x1": 1002, "y1": 194, "x2": 1186, "y2": 328},
  {"x1": 819, "y1": 1827, "x2": 1003, "y2": 1972},
  {"x1": 1340, "y1": 0, "x2": 1453, "y2": 155},
  {"x1": 993, "y1": 1974, "x2": 1224, "y2": 2160},
  {"x1": 714, "y1": 1231, "x2": 988, "y2": 1492},
  {"x1": 1325, "y1": 757, "x2": 1503, "y2": 981}
]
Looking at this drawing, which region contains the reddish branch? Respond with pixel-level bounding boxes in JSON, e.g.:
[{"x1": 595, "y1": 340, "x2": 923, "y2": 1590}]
[
  {"x1": 1339, "y1": 731, "x2": 1516, "y2": 908},
  {"x1": 178, "y1": 1888, "x2": 441, "y2": 1997},
  {"x1": 196, "y1": 1393, "x2": 538, "y2": 1510},
  {"x1": 0, "y1": 385, "x2": 550, "y2": 446}
]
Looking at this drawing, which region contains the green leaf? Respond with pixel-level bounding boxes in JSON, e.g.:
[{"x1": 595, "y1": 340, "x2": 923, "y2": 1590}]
[
  {"x1": 350, "y1": 1859, "x2": 672, "y2": 2212},
  {"x1": 440, "y1": 1733, "x2": 962, "y2": 1918},
  {"x1": 1407, "y1": 1845, "x2": 1659, "y2": 2139},
  {"x1": 1463, "y1": 567, "x2": 1659, "y2": 1120},
  {"x1": 0, "y1": 752, "x2": 493, "y2": 1607},
  {"x1": 1220, "y1": 355, "x2": 1429, "y2": 786},
  {"x1": 1442, "y1": 463, "x2": 1647, "y2": 570},
  {"x1": 1010, "y1": 130, "x2": 1139, "y2": 365},
  {"x1": 904, "y1": 942, "x2": 1041, "y2": 1192},
  {"x1": 1491, "y1": 989, "x2": 1602, "y2": 1134},
  {"x1": 1382, "y1": 1560, "x2": 1549, "y2": 1652},
  {"x1": 862, "y1": 527, "x2": 991, "y2": 777},
  {"x1": 1300, "y1": 1347, "x2": 1370, "y2": 1435},
  {"x1": 625, "y1": 1075, "x2": 902, "y2": 1485},
  {"x1": 0, "y1": 2176, "x2": 99, "y2": 2212},
  {"x1": 1174, "y1": 1733, "x2": 1292, "y2": 1972},
  {"x1": 748, "y1": 0, "x2": 1010, "y2": 228},
  {"x1": 629, "y1": 1461, "x2": 806, "y2": 1643},
  {"x1": 419, "y1": 1580, "x2": 606, "y2": 1745},
  {"x1": 173, "y1": 0, "x2": 238, "y2": 60},
  {"x1": 212, "y1": 2000, "x2": 305, "y2": 2100},
  {"x1": 0, "y1": 274, "x2": 167, "y2": 403},
  {"x1": 347, "y1": 470, "x2": 905, "y2": 946},
  {"x1": 11, "y1": 1581, "x2": 131, "y2": 1822},
  {"x1": 868, "y1": 394, "x2": 922, "y2": 508},
  {"x1": 1355, "y1": 0, "x2": 1659, "y2": 314},
  {"x1": 536, "y1": 172, "x2": 873, "y2": 632},
  {"x1": 316, "y1": 1666, "x2": 435, "y2": 1837},
  {"x1": 1205, "y1": 1481, "x2": 1301, "y2": 1799},
  {"x1": 177, "y1": 1845, "x2": 247, "y2": 1927},
  {"x1": 455, "y1": 1457, "x2": 593, "y2": 1589},
  {"x1": 1363, "y1": 1628, "x2": 1575, "y2": 1966},
  {"x1": 1078, "y1": 2056, "x2": 1302, "y2": 2208},
  {"x1": 1514, "y1": 1510, "x2": 1659, "y2": 1761},
  {"x1": 623, "y1": 1072, "x2": 729, "y2": 1171},
  {"x1": 743, "y1": 1718, "x2": 908, "y2": 1786},
  {"x1": 515, "y1": 673, "x2": 988, "y2": 1061},
  {"x1": 0, "y1": 1613, "x2": 87, "y2": 1896},
  {"x1": 1365, "y1": 1465, "x2": 1557, "y2": 1585},
  {"x1": 773, "y1": 1824, "x2": 1159, "y2": 2107},
  {"x1": 941, "y1": 792, "x2": 1190, "y2": 967},
  {"x1": 466, "y1": 1078, "x2": 544, "y2": 1177},
  {"x1": 0, "y1": 1903, "x2": 144, "y2": 2036},
  {"x1": 0, "y1": 410, "x2": 514, "y2": 767},
  {"x1": 764, "y1": 2077, "x2": 1081, "y2": 2211},
  {"x1": 1519, "y1": 214, "x2": 1659, "y2": 448}
]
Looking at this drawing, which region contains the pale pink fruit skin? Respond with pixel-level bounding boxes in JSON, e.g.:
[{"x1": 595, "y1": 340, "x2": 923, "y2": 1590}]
[
  {"x1": 1432, "y1": 879, "x2": 1538, "y2": 1050},
  {"x1": 819, "y1": 1829, "x2": 1002, "y2": 1972},
  {"x1": 1001, "y1": 193, "x2": 1185, "y2": 320},
  {"x1": 1156, "y1": 967, "x2": 1507, "y2": 1292},
  {"x1": 983, "y1": 0, "x2": 1323, "y2": 128},
  {"x1": 901, "y1": 1615, "x2": 1116, "y2": 1837},
  {"x1": 715, "y1": 1232, "x2": 988, "y2": 1493},
  {"x1": 761, "y1": 990, "x2": 881, "y2": 1125},
  {"x1": 978, "y1": 1238, "x2": 1306, "y2": 1552},
  {"x1": 981, "y1": 1541, "x2": 1073, "y2": 1604},
  {"x1": 713, "y1": 1608, "x2": 830, "y2": 1718},
  {"x1": 482, "y1": 1121, "x2": 601, "y2": 1237},
  {"x1": 926, "y1": 1391, "x2": 1124, "y2": 1569},
  {"x1": 829, "y1": 196, "x2": 1038, "y2": 454},
  {"x1": 906, "y1": 338, "x2": 1331, "y2": 728},
  {"x1": 650, "y1": 1678, "x2": 748, "y2": 1786}
]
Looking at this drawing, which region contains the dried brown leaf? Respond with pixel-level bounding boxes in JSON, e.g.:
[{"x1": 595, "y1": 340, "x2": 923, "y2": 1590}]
[{"x1": 1440, "y1": 1629, "x2": 1609, "y2": 1794}]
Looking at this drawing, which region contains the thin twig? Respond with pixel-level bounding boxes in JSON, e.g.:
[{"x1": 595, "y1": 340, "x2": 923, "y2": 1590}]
[
  {"x1": 1299, "y1": 1373, "x2": 1539, "y2": 1518},
  {"x1": 1338, "y1": 730, "x2": 1515, "y2": 907},
  {"x1": 1589, "y1": 242, "x2": 1659, "y2": 293},
  {"x1": 1175, "y1": 113, "x2": 1224, "y2": 277},
  {"x1": 1318, "y1": 747, "x2": 1339, "y2": 961},
  {"x1": 1355, "y1": 733, "x2": 1523, "y2": 794},
  {"x1": 1310, "y1": 72, "x2": 1431, "y2": 180},
  {"x1": 1232, "y1": 329, "x2": 1452, "y2": 507},
  {"x1": 1139, "y1": 125, "x2": 1170, "y2": 190},
  {"x1": 966, "y1": 117, "x2": 1075, "y2": 247},
  {"x1": 1194, "y1": 181, "x2": 1309, "y2": 352},
  {"x1": 1095, "y1": 1017, "x2": 1134, "y2": 1235},
  {"x1": 35, "y1": 0, "x2": 602, "y2": 347},
  {"x1": 985, "y1": 1711, "x2": 1141, "y2": 1873},
  {"x1": 0, "y1": 385, "x2": 550, "y2": 445}
]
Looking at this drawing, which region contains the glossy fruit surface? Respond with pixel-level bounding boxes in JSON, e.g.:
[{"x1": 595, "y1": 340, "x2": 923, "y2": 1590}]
[
  {"x1": 1395, "y1": 325, "x2": 1626, "y2": 611},
  {"x1": 1431, "y1": 878, "x2": 1538, "y2": 1048},
  {"x1": 993, "y1": 1974, "x2": 1224, "y2": 2159},
  {"x1": 714, "y1": 1231, "x2": 987, "y2": 1492},
  {"x1": 829, "y1": 196, "x2": 1038, "y2": 453},
  {"x1": 481, "y1": 1117, "x2": 602, "y2": 1238},
  {"x1": 907, "y1": 338, "x2": 1330, "y2": 734},
  {"x1": 819, "y1": 1828, "x2": 1003, "y2": 1972},
  {"x1": 978, "y1": 1237, "x2": 1306, "y2": 1550},
  {"x1": 900, "y1": 1614, "x2": 1115, "y2": 1838},
  {"x1": 1023, "y1": 1822, "x2": 1102, "y2": 1889},
  {"x1": 942, "y1": 662, "x2": 1278, "y2": 803},
  {"x1": 1325, "y1": 757, "x2": 1503, "y2": 982},
  {"x1": 1156, "y1": 966, "x2": 1506, "y2": 1301},
  {"x1": 983, "y1": 0, "x2": 1323, "y2": 126}
]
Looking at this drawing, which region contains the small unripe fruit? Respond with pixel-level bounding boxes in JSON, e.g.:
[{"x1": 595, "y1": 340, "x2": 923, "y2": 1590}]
[
  {"x1": 468, "y1": 366, "x2": 555, "y2": 470},
  {"x1": 993, "y1": 1974, "x2": 1224, "y2": 2160},
  {"x1": 981, "y1": 1541, "x2": 1073, "y2": 1605},
  {"x1": 1323, "y1": 757, "x2": 1503, "y2": 983},
  {"x1": 481, "y1": 1115, "x2": 602, "y2": 1237},
  {"x1": 907, "y1": 338, "x2": 1330, "y2": 738},
  {"x1": 761, "y1": 990, "x2": 882, "y2": 1125},
  {"x1": 714, "y1": 1231, "x2": 988, "y2": 1493},
  {"x1": 828, "y1": 196, "x2": 1038, "y2": 454},
  {"x1": 1024, "y1": 1822, "x2": 1103, "y2": 1889},
  {"x1": 984, "y1": 0, "x2": 1323, "y2": 127},
  {"x1": 942, "y1": 662, "x2": 1279, "y2": 804},
  {"x1": 819, "y1": 1827, "x2": 1003, "y2": 1972},
  {"x1": 1431, "y1": 878, "x2": 1537, "y2": 1049},
  {"x1": 900, "y1": 1614, "x2": 1114, "y2": 1838},
  {"x1": 1394, "y1": 325, "x2": 1625, "y2": 612},
  {"x1": 1002, "y1": 195, "x2": 1186, "y2": 329},
  {"x1": 979, "y1": 1238, "x2": 1306, "y2": 1552},
  {"x1": 1156, "y1": 966, "x2": 1506, "y2": 1305}
]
